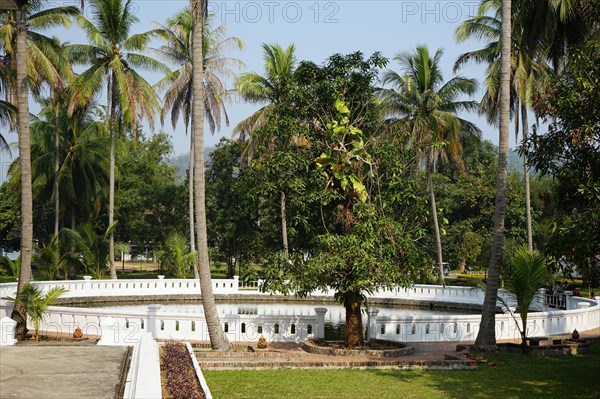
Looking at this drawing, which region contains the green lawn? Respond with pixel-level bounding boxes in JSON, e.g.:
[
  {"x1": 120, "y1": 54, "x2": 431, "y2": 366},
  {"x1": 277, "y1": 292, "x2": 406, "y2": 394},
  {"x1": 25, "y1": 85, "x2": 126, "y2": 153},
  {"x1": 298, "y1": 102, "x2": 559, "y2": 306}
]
[{"x1": 203, "y1": 343, "x2": 600, "y2": 399}]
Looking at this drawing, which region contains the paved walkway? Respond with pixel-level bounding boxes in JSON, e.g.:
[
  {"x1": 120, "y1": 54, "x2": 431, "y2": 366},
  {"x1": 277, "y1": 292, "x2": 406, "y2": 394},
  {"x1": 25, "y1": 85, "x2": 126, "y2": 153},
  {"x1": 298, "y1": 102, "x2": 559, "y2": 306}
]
[{"x1": 0, "y1": 345, "x2": 129, "y2": 399}]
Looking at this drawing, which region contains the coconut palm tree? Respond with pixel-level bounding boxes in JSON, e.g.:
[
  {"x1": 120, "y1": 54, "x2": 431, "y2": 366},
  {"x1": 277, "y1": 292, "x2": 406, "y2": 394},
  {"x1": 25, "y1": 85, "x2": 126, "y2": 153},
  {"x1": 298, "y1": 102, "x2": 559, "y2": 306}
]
[
  {"x1": 233, "y1": 43, "x2": 296, "y2": 147},
  {"x1": 380, "y1": 45, "x2": 480, "y2": 282},
  {"x1": 0, "y1": 63, "x2": 16, "y2": 153},
  {"x1": 234, "y1": 43, "x2": 297, "y2": 261},
  {"x1": 455, "y1": 0, "x2": 550, "y2": 250},
  {"x1": 2, "y1": 0, "x2": 78, "y2": 339},
  {"x1": 190, "y1": 0, "x2": 230, "y2": 351},
  {"x1": 0, "y1": 100, "x2": 15, "y2": 153},
  {"x1": 153, "y1": 9, "x2": 243, "y2": 277},
  {"x1": 30, "y1": 97, "x2": 109, "y2": 230},
  {"x1": 474, "y1": 0, "x2": 512, "y2": 351},
  {"x1": 0, "y1": 3, "x2": 79, "y2": 103},
  {"x1": 68, "y1": 0, "x2": 168, "y2": 280}
]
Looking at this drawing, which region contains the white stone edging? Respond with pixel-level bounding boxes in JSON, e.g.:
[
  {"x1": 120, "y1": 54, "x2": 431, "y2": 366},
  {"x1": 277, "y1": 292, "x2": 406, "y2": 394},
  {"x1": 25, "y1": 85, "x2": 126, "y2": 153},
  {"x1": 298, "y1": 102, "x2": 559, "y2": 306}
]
[
  {"x1": 123, "y1": 332, "x2": 162, "y2": 399},
  {"x1": 185, "y1": 342, "x2": 213, "y2": 399}
]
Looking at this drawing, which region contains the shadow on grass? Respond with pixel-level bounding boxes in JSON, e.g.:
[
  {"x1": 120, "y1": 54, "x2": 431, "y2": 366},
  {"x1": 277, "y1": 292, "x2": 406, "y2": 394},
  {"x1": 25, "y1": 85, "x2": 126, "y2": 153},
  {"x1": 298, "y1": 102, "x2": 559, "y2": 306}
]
[{"x1": 366, "y1": 342, "x2": 600, "y2": 399}]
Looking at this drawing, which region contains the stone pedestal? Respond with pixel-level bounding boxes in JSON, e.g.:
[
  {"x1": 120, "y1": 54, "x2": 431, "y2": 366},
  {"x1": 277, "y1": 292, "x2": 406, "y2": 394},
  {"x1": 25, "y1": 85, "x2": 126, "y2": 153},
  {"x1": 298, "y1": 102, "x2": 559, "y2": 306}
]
[
  {"x1": 98, "y1": 317, "x2": 119, "y2": 345},
  {"x1": 367, "y1": 309, "x2": 380, "y2": 340},
  {"x1": 147, "y1": 304, "x2": 162, "y2": 339},
  {"x1": 314, "y1": 308, "x2": 328, "y2": 339}
]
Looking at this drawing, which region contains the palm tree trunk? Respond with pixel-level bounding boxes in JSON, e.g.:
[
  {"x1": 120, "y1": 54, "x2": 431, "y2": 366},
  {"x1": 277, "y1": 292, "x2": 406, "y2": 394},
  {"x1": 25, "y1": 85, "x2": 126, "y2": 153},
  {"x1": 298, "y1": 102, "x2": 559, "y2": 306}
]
[
  {"x1": 54, "y1": 94, "x2": 60, "y2": 238},
  {"x1": 11, "y1": 5, "x2": 32, "y2": 340},
  {"x1": 475, "y1": 0, "x2": 512, "y2": 351},
  {"x1": 191, "y1": 0, "x2": 229, "y2": 351},
  {"x1": 189, "y1": 126, "x2": 199, "y2": 279},
  {"x1": 280, "y1": 191, "x2": 289, "y2": 261},
  {"x1": 521, "y1": 103, "x2": 533, "y2": 250},
  {"x1": 108, "y1": 76, "x2": 117, "y2": 280},
  {"x1": 426, "y1": 159, "x2": 444, "y2": 282}
]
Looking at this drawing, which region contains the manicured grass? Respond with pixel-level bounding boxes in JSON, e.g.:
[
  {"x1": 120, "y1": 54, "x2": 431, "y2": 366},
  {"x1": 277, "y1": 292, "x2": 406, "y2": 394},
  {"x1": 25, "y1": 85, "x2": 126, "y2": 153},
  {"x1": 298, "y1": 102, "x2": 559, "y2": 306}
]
[{"x1": 203, "y1": 343, "x2": 600, "y2": 399}]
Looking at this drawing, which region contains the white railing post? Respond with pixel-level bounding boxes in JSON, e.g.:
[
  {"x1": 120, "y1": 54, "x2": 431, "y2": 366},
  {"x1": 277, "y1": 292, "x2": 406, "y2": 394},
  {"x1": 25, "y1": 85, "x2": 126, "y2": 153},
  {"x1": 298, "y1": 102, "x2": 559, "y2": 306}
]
[
  {"x1": 233, "y1": 275, "x2": 240, "y2": 293},
  {"x1": 314, "y1": 308, "x2": 327, "y2": 339},
  {"x1": 98, "y1": 316, "x2": 120, "y2": 345},
  {"x1": 0, "y1": 317, "x2": 17, "y2": 345},
  {"x1": 367, "y1": 309, "x2": 380, "y2": 340}
]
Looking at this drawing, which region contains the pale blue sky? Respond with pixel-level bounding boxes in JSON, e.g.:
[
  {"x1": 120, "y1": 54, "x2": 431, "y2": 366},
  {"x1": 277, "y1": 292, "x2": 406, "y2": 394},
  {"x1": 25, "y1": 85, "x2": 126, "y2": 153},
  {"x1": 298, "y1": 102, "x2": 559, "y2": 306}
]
[{"x1": 3, "y1": 0, "x2": 501, "y2": 177}]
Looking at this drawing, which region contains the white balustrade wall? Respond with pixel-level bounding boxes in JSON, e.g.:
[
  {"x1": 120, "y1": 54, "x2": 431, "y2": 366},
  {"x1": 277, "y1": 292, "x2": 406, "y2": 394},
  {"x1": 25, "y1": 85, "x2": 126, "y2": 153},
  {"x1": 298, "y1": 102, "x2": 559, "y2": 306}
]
[{"x1": 0, "y1": 278, "x2": 598, "y2": 344}]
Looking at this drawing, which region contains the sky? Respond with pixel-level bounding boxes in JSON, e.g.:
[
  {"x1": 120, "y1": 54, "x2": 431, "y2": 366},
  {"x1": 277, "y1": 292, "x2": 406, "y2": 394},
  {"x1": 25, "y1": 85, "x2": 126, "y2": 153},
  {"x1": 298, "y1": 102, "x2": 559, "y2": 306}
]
[{"x1": 2, "y1": 0, "x2": 501, "y2": 180}]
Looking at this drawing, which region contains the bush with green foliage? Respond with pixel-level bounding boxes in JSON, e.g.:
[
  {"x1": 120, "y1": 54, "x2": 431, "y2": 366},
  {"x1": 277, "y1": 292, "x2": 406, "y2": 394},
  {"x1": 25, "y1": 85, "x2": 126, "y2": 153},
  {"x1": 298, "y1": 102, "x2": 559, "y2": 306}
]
[{"x1": 2, "y1": 284, "x2": 68, "y2": 340}]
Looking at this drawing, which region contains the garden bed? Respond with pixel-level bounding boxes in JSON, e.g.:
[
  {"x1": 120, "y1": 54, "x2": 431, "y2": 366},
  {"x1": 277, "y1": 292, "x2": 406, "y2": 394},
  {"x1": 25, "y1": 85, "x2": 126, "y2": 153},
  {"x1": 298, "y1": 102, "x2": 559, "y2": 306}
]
[
  {"x1": 160, "y1": 342, "x2": 206, "y2": 399},
  {"x1": 497, "y1": 341, "x2": 591, "y2": 356},
  {"x1": 302, "y1": 339, "x2": 414, "y2": 357}
]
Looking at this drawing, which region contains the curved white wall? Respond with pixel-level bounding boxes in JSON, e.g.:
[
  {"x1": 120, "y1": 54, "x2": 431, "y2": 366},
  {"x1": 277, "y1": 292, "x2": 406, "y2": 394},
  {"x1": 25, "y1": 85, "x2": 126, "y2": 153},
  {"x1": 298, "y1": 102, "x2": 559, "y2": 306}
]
[{"x1": 0, "y1": 278, "x2": 598, "y2": 344}]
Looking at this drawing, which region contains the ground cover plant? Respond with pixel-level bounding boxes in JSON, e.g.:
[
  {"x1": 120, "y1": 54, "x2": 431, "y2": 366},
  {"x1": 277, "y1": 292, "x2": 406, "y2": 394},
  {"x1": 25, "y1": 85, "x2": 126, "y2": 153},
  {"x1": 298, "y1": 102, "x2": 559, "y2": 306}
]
[
  {"x1": 203, "y1": 342, "x2": 600, "y2": 399},
  {"x1": 160, "y1": 342, "x2": 205, "y2": 399}
]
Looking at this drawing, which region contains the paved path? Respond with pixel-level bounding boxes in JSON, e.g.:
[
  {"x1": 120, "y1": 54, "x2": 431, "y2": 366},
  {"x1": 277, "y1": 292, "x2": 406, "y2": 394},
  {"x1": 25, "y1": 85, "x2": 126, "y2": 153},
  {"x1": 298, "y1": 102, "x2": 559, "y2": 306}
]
[{"x1": 0, "y1": 345, "x2": 129, "y2": 399}]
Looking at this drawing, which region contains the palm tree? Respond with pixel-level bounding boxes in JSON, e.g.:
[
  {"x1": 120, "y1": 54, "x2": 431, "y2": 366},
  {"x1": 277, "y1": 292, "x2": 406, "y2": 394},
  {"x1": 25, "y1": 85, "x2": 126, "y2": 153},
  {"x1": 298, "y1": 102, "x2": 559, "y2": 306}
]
[
  {"x1": 2, "y1": 284, "x2": 68, "y2": 340},
  {"x1": 68, "y1": 0, "x2": 168, "y2": 280},
  {"x1": 0, "y1": 64, "x2": 16, "y2": 153},
  {"x1": 234, "y1": 43, "x2": 297, "y2": 261},
  {"x1": 502, "y1": 246, "x2": 548, "y2": 354},
  {"x1": 475, "y1": 0, "x2": 512, "y2": 351},
  {"x1": 380, "y1": 45, "x2": 480, "y2": 282},
  {"x1": 30, "y1": 97, "x2": 109, "y2": 230},
  {"x1": 455, "y1": 0, "x2": 549, "y2": 250},
  {"x1": 233, "y1": 43, "x2": 296, "y2": 146},
  {"x1": 9, "y1": 0, "x2": 36, "y2": 339},
  {"x1": 1, "y1": 0, "x2": 80, "y2": 339},
  {"x1": 0, "y1": 3, "x2": 79, "y2": 104},
  {"x1": 63, "y1": 222, "x2": 117, "y2": 279},
  {"x1": 153, "y1": 9, "x2": 243, "y2": 277},
  {"x1": 0, "y1": 100, "x2": 15, "y2": 153},
  {"x1": 190, "y1": 0, "x2": 230, "y2": 351},
  {"x1": 162, "y1": 233, "x2": 196, "y2": 278},
  {"x1": 0, "y1": 255, "x2": 20, "y2": 279}
]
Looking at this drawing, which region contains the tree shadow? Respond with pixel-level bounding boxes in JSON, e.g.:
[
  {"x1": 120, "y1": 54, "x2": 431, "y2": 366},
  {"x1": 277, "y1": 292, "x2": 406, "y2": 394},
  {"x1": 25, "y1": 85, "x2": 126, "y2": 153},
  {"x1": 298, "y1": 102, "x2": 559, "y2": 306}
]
[{"x1": 366, "y1": 342, "x2": 600, "y2": 399}]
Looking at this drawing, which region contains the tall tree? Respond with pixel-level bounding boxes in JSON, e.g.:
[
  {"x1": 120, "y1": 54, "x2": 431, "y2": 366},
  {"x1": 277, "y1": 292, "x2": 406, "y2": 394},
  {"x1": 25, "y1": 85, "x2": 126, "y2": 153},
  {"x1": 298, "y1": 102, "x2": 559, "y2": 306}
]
[
  {"x1": 234, "y1": 43, "x2": 297, "y2": 260},
  {"x1": 190, "y1": 0, "x2": 229, "y2": 351},
  {"x1": 475, "y1": 0, "x2": 512, "y2": 351},
  {"x1": 380, "y1": 45, "x2": 480, "y2": 281},
  {"x1": 454, "y1": 0, "x2": 548, "y2": 250},
  {"x1": 68, "y1": 0, "x2": 167, "y2": 279},
  {"x1": 30, "y1": 98, "x2": 109, "y2": 230},
  {"x1": 153, "y1": 9, "x2": 243, "y2": 277},
  {"x1": 11, "y1": 0, "x2": 33, "y2": 339},
  {"x1": 2, "y1": 0, "x2": 78, "y2": 338}
]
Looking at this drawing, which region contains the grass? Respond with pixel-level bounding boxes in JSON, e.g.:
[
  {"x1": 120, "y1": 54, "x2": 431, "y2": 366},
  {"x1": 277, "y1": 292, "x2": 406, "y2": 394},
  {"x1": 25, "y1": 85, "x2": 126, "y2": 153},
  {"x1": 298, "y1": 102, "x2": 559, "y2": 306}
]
[{"x1": 203, "y1": 343, "x2": 600, "y2": 399}]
